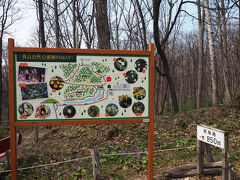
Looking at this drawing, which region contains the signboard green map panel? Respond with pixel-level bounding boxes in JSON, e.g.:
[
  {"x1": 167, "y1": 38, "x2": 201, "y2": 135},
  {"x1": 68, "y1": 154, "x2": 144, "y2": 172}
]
[{"x1": 14, "y1": 53, "x2": 150, "y2": 121}]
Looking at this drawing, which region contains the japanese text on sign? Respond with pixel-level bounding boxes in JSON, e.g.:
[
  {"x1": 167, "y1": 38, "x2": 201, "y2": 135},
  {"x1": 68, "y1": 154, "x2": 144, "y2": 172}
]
[
  {"x1": 197, "y1": 125, "x2": 225, "y2": 149},
  {"x1": 16, "y1": 53, "x2": 76, "y2": 62}
]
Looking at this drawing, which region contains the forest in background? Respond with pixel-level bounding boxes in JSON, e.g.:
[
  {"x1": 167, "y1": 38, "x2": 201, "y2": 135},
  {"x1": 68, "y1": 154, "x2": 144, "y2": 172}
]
[{"x1": 1, "y1": 0, "x2": 240, "y2": 122}]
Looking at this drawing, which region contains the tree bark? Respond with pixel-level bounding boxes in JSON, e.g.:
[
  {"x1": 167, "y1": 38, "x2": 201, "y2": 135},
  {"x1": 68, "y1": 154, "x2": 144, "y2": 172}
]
[
  {"x1": 38, "y1": 0, "x2": 46, "y2": 48},
  {"x1": 216, "y1": 8, "x2": 230, "y2": 104},
  {"x1": 72, "y1": 0, "x2": 77, "y2": 48},
  {"x1": 153, "y1": 0, "x2": 179, "y2": 113},
  {"x1": 220, "y1": 0, "x2": 231, "y2": 103},
  {"x1": 94, "y1": 0, "x2": 111, "y2": 49},
  {"x1": 239, "y1": 1, "x2": 240, "y2": 68},
  {"x1": 0, "y1": 40, "x2": 2, "y2": 121},
  {"x1": 135, "y1": 0, "x2": 148, "y2": 50},
  {"x1": 76, "y1": 3, "x2": 92, "y2": 49},
  {"x1": 154, "y1": 55, "x2": 160, "y2": 115},
  {"x1": 159, "y1": 82, "x2": 168, "y2": 115},
  {"x1": 204, "y1": 0, "x2": 218, "y2": 105},
  {"x1": 197, "y1": 0, "x2": 205, "y2": 109},
  {"x1": 54, "y1": 0, "x2": 60, "y2": 48}
]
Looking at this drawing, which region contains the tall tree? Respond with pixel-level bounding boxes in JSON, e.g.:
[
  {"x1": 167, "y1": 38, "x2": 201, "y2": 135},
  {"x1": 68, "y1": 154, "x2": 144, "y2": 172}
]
[
  {"x1": 153, "y1": 0, "x2": 184, "y2": 113},
  {"x1": 216, "y1": 0, "x2": 231, "y2": 103},
  {"x1": 72, "y1": 0, "x2": 77, "y2": 48},
  {"x1": 196, "y1": 0, "x2": 205, "y2": 109},
  {"x1": 109, "y1": 0, "x2": 123, "y2": 49},
  {"x1": 54, "y1": 0, "x2": 60, "y2": 48},
  {"x1": 204, "y1": 0, "x2": 218, "y2": 105},
  {"x1": 94, "y1": 0, "x2": 111, "y2": 49},
  {"x1": 135, "y1": 0, "x2": 148, "y2": 50},
  {"x1": 76, "y1": 0, "x2": 95, "y2": 49},
  {"x1": 0, "y1": 0, "x2": 20, "y2": 121},
  {"x1": 37, "y1": 0, "x2": 46, "y2": 47},
  {"x1": 38, "y1": 0, "x2": 74, "y2": 48}
]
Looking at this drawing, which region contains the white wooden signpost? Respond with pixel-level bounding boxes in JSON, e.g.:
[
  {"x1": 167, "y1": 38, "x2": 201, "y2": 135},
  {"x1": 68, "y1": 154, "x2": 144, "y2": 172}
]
[
  {"x1": 197, "y1": 124, "x2": 230, "y2": 180},
  {"x1": 197, "y1": 125, "x2": 225, "y2": 149}
]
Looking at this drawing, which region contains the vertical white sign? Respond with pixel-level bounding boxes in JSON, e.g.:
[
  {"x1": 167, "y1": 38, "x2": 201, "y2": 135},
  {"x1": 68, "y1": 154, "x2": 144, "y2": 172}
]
[{"x1": 197, "y1": 125, "x2": 225, "y2": 149}]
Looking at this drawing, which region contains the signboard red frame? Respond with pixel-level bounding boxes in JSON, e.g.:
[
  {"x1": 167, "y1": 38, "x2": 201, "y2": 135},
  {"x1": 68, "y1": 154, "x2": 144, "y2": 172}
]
[{"x1": 8, "y1": 38, "x2": 155, "y2": 179}]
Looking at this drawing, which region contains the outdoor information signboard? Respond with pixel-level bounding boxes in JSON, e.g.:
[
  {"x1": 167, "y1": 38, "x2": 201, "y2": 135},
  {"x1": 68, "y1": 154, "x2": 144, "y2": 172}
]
[
  {"x1": 8, "y1": 39, "x2": 155, "y2": 180},
  {"x1": 15, "y1": 53, "x2": 150, "y2": 121}
]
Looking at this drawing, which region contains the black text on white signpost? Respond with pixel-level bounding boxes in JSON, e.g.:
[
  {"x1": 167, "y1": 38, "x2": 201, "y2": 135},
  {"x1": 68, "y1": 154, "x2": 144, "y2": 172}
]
[{"x1": 197, "y1": 125, "x2": 225, "y2": 149}]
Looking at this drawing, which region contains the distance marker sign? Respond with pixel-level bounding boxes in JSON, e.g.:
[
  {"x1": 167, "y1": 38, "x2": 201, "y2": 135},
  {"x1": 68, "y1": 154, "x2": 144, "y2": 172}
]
[
  {"x1": 14, "y1": 53, "x2": 150, "y2": 121},
  {"x1": 197, "y1": 125, "x2": 225, "y2": 149}
]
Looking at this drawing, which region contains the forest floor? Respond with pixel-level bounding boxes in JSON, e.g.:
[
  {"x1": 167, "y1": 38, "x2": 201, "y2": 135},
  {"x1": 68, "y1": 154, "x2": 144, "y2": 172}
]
[{"x1": 0, "y1": 104, "x2": 240, "y2": 179}]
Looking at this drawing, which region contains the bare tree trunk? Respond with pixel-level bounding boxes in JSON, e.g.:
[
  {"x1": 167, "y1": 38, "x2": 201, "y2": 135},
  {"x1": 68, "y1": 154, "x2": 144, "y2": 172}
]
[
  {"x1": 76, "y1": 3, "x2": 92, "y2": 49},
  {"x1": 220, "y1": 0, "x2": 231, "y2": 103},
  {"x1": 237, "y1": 1, "x2": 240, "y2": 96},
  {"x1": 197, "y1": 0, "x2": 205, "y2": 109},
  {"x1": 0, "y1": 0, "x2": 20, "y2": 121},
  {"x1": 204, "y1": 0, "x2": 218, "y2": 105},
  {"x1": 216, "y1": 8, "x2": 230, "y2": 104},
  {"x1": 135, "y1": 0, "x2": 147, "y2": 50},
  {"x1": 111, "y1": 0, "x2": 122, "y2": 49},
  {"x1": 159, "y1": 82, "x2": 168, "y2": 115},
  {"x1": 239, "y1": 2, "x2": 240, "y2": 64},
  {"x1": 54, "y1": 0, "x2": 60, "y2": 48},
  {"x1": 0, "y1": 40, "x2": 2, "y2": 121},
  {"x1": 153, "y1": 0, "x2": 179, "y2": 113},
  {"x1": 154, "y1": 55, "x2": 160, "y2": 115},
  {"x1": 72, "y1": 0, "x2": 77, "y2": 48},
  {"x1": 38, "y1": 0, "x2": 46, "y2": 48},
  {"x1": 94, "y1": 0, "x2": 111, "y2": 49},
  {"x1": 193, "y1": 55, "x2": 197, "y2": 107}
]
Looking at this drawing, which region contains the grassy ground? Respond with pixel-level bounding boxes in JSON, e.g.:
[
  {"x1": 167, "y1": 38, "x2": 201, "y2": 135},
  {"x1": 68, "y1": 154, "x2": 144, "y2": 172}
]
[{"x1": 0, "y1": 104, "x2": 240, "y2": 179}]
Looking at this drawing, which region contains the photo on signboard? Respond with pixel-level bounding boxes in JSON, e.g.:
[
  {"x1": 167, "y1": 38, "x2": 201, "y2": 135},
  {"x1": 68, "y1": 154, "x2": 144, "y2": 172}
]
[
  {"x1": 132, "y1": 102, "x2": 145, "y2": 115},
  {"x1": 63, "y1": 105, "x2": 76, "y2": 118},
  {"x1": 35, "y1": 104, "x2": 51, "y2": 119},
  {"x1": 18, "y1": 102, "x2": 34, "y2": 117},
  {"x1": 125, "y1": 70, "x2": 138, "y2": 84},
  {"x1": 18, "y1": 66, "x2": 46, "y2": 82},
  {"x1": 133, "y1": 87, "x2": 146, "y2": 100},
  {"x1": 114, "y1": 57, "x2": 128, "y2": 71},
  {"x1": 20, "y1": 83, "x2": 48, "y2": 100},
  {"x1": 105, "y1": 103, "x2": 119, "y2": 116},
  {"x1": 135, "y1": 59, "x2": 147, "y2": 72},
  {"x1": 119, "y1": 95, "x2": 132, "y2": 108},
  {"x1": 88, "y1": 105, "x2": 100, "y2": 117}
]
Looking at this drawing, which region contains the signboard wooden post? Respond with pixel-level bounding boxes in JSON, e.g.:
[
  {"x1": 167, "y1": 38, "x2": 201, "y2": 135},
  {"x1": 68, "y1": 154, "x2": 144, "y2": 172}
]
[
  {"x1": 8, "y1": 38, "x2": 155, "y2": 180},
  {"x1": 197, "y1": 124, "x2": 229, "y2": 180}
]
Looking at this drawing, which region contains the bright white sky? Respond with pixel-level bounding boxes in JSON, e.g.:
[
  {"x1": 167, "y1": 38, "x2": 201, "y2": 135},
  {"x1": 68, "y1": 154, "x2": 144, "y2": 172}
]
[{"x1": 7, "y1": 0, "x2": 37, "y2": 46}]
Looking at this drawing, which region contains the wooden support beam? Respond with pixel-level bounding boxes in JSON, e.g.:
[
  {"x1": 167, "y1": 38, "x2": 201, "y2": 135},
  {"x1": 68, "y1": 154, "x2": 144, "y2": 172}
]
[
  {"x1": 91, "y1": 148, "x2": 101, "y2": 180},
  {"x1": 197, "y1": 140, "x2": 204, "y2": 177},
  {"x1": 222, "y1": 132, "x2": 229, "y2": 180}
]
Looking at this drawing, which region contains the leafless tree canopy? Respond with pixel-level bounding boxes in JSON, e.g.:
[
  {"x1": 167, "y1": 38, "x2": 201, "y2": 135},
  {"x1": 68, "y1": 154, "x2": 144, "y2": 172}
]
[{"x1": 0, "y1": 0, "x2": 20, "y2": 121}]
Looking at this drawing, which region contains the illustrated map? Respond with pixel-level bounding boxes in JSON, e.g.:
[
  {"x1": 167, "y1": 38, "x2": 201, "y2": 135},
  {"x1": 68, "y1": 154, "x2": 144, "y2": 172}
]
[{"x1": 15, "y1": 53, "x2": 150, "y2": 121}]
